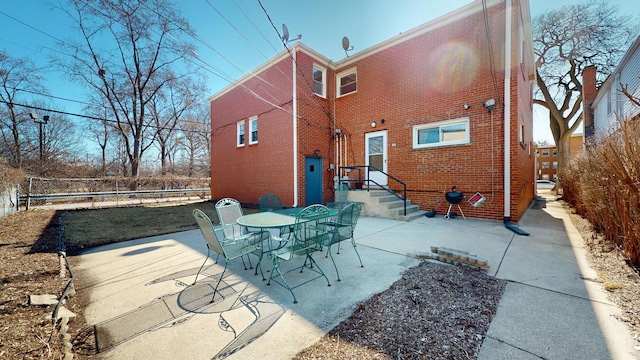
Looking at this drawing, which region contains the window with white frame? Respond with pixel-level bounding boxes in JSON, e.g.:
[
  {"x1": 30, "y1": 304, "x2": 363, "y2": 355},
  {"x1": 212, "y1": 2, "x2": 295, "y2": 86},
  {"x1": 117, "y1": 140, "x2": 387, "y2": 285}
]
[
  {"x1": 552, "y1": 148, "x2": 557, "y2": 156},
  {"x1": 542, "y1": 162, "x2": 550, "y2": 169},
  {"x1": 552, "y1": 161, "x2": 557, "y2": 169},
  {"x1": 413, "y1": 118, "x2": 470, "y2": 149},
  {"x1": 249, "y1": 116, "x2": 258, "y2": 145},
  {"x1": 237, "y1": 121, "x2": 245, "y2": 147},
  {"x1": 337, "y1": 68, "x2": 357, "y2": 97},
  {"x1": 312, "y1": 64, "x2": 326, "y2": 97},
  {"x1": 541, "y1": 149, "x2": 549, "y2": 156}
]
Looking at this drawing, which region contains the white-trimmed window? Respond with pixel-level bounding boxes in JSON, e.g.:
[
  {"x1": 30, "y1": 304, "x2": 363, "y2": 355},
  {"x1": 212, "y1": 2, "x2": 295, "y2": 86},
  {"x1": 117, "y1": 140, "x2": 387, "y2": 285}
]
[
  {"x1": 542, "y1": 162, "x2": 550, "y2": 169},
  {"x1": 237, "y1": 121, "x2": 245, "y2": 147},
  {"x1": 337, "y1": 68, "x2": 357, "y2": 97},
  {"x1": 249, "y1": 116, "x2": 258, "y2": 145},
  {"x1": 312, "y1": 64, "x2": 326, "y2": 97},
  {"x1": 541, "y1": 149, "x2": 549, "y2": 156},
  {"x1": 412, "y1": 118, "x2": 470, "y2": 149}
]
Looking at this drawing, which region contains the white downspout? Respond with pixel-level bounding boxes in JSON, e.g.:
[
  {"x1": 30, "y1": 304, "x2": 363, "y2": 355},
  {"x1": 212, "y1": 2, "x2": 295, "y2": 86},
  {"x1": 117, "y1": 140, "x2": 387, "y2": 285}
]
[
  {"x1": 503, "y1": 0, "x2": 512, "y2": 221},
  {"x1": 292, "y1": 49, "x2": 299, "y2": 207},
  {"x1": 502, "y1": 0, "x2": 529, "y2": 235}
]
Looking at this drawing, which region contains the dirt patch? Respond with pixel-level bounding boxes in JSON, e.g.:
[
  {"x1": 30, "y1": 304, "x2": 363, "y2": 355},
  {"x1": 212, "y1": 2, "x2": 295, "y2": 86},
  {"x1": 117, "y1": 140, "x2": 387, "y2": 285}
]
[{"x1": 295, "y1": 261, "x2": 505, "y2": 359}]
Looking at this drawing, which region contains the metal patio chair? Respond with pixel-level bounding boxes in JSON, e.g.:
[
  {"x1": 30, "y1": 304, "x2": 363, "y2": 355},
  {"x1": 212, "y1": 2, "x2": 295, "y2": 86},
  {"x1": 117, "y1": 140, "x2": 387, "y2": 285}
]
[
  {"x1": 258, "y1": 193, "x2": 284, "y2": 212},
  {"x1": 266, "y1": 204, "x2": 332, "y2": 303},
  {"x1": 258, "y1": 193, "x2": 293, "y2": 239},
  {"x1": 324, "y1": 202, "x2": 364, "y2": 281},
  {"x1": 192, "y1": 209, "x2": 264, "y2": 303},
  {"x1": 215, "y1": 198, "x2": 270, "y2": 274}
]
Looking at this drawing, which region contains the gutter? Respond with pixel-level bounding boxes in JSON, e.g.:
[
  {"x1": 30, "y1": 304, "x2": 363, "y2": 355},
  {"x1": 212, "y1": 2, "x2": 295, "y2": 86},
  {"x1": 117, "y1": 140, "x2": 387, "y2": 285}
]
[
  {"x1": 503, "y1": 0, "x2": 529, "y2": 236},
  {"x1": 292, "y1": 48, "x2": 299, "y2": 207}
]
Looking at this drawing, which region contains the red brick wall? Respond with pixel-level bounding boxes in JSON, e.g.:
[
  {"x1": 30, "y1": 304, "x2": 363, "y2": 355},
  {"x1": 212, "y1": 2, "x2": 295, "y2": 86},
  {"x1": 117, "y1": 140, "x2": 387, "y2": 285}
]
[
  {"x1": 318, "y1": 2, "x2": 533, "y2": 220},
  {"x1": 209, "y1": 0, "x2": 534, "y2": 220},
  {"x1": 210, "y1": 59, "x2": 296, "y2": 206}
]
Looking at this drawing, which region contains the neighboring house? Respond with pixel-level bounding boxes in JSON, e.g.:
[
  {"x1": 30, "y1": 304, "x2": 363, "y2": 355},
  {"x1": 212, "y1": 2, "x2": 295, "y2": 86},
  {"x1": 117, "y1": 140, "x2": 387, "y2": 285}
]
[
  {"x1": 584, "y1": 35, "x2": 640, "y2": 139},
  {"x1": 209, "y1": 0, "x2": 536, "y2": 222},
  {"x1": 535, "y1": 134, "x2": 583, "y2": 181},
  {"x1": 536, "y1": 145, "x2": 557, "y2": 181}
]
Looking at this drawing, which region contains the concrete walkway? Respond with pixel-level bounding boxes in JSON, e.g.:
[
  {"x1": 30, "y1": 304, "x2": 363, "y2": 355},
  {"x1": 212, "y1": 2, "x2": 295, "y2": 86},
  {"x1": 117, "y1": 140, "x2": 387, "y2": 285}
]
[{"x1": 74, "y1": 193, "x2": 639, "y2": 359}]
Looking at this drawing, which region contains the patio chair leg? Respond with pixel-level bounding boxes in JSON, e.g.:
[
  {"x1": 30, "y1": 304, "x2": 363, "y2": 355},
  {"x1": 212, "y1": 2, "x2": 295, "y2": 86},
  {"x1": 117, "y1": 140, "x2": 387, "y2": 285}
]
[
  {"x1": 352, "y1": 240, "x2": 364, "y2": 268},
  {"x1": 254, "y1": 250, "x2": 265, "y2": 281},
  {"x1": 306, "y1": 254, "x2": 331, "y2": 287},
  {"x1": 210, "y1": 263, "x2": 228, "y2": 303},
  {"x1": 327, "y1": 244, "x2": 341, "y2": 281},
  {"x1": 193, "y1": 248, "x2": 211, "y2": 285},
  {"x1": 267, "y1": 259, "x2": 298, "y2": 304}
]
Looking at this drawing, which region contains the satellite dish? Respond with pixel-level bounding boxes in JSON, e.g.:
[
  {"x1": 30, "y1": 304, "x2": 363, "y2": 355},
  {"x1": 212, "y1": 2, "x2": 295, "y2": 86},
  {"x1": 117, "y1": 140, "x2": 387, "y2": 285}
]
[
  {"x1": 281, "y1": 23, "x2": 302, "y2": 43},
  {"x1": 342, "y1": 36, "x2": 354, "y2": 56}
]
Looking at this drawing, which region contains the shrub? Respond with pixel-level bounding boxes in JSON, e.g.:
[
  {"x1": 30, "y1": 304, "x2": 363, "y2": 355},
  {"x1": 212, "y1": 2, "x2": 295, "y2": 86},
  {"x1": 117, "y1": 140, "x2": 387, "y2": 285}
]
[{"x1": 563, "y1": 119, "x2": 640, "y2": 265}]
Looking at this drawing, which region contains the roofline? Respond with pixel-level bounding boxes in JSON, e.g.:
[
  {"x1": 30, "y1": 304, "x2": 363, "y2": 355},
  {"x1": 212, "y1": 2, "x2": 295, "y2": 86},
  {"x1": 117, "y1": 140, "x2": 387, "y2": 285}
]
[
  {"x1": 208, "y1": 0, "x2": 534, "y2": 101},
  {"x1": 592, "y1": 34, "x2": 640, "y2": 105},
  {"x1": 334, "y1": 0, "x2": 504, "y2": 67},
  {"x1": 208, "y1": 43, "x2": 331, "y2": 102}
]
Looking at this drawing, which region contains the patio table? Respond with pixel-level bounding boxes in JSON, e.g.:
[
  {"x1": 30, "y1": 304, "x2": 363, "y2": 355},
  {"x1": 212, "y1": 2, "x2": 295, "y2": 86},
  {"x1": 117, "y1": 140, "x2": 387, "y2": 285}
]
[{"x1": 237, "y1": 207, "x2": 338, "y2": 229}]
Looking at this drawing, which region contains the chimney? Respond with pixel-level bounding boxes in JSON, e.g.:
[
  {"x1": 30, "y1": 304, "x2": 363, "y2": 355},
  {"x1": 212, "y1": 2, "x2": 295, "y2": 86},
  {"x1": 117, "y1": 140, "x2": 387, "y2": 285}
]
[{"x1": 583, "y1": 66, "x2": 596, "y2": 138}]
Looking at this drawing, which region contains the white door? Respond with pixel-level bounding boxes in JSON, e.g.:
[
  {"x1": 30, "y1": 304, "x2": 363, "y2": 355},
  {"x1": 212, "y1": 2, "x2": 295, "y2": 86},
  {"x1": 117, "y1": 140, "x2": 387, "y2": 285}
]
[{"x1": 365, "y1": 130, "x2": 388, "y2": 186}]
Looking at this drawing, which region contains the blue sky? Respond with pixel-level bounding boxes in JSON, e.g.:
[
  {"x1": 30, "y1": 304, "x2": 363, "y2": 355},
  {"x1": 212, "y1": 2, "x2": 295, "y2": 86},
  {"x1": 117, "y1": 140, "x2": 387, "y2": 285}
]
[{"x1": 1, "y1": 0, "x2": 640, "y2": 147}]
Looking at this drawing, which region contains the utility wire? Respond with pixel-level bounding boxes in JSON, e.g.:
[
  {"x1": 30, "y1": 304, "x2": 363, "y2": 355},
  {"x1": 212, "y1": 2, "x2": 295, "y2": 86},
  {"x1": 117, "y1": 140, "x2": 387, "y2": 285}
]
[{"x1": 0, "y1": 99, "x2": 209, "y2": 134}]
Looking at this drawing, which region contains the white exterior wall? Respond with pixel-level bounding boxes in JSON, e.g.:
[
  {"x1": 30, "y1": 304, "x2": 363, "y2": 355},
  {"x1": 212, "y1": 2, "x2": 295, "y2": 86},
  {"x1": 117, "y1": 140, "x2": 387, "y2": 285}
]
[
  {"x1": 618, "y1": 51, "x2": 640, "y2": 119},
  {"x1": 592, "y1": 36, "x2": 640, "y2": 137}
]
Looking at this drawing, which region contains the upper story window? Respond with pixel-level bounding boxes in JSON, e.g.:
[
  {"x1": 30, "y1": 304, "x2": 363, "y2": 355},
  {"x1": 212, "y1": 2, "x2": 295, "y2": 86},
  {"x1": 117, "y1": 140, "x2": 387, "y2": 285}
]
[
  {"x1": 237, "y1": 121, "x2": 245, "y2": 147},
  {"x1": 552, "y1": 149, "x2": 557, "y2": 156},
  {"x1": 542, "y1": 162, "x2": 550, "y2": 169},
  {"x1": 337, "y1": 68, "x2": 357, "y2": 97},
  {"x1": 312, "y1": 64, "x2": 326, "y2": 98},
  {"x1": 413, "y1": 118, "x2": 470, "y2": 149},
  {"x1": 249, "y1": 116, "x2": 258, "y2": 145},
  {"x1": 541, "y1": 149, "x2": 549, "y2": 156}
]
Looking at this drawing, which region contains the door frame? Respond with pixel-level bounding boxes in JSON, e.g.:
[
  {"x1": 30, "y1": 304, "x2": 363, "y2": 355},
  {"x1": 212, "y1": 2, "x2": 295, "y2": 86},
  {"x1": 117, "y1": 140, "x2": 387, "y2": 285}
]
[
  {"x1": 365, "y1": 130, "x2": 388, "y2": 186},
  {"x1": 304, "y1": 156, "x2": 323, "y2": 205}
]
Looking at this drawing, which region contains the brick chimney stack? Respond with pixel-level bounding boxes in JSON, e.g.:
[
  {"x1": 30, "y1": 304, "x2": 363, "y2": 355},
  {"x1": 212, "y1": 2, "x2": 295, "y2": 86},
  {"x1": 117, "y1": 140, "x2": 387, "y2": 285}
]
[{"x1": 582, "y1": 65, "x2": 597, "y2": 138}]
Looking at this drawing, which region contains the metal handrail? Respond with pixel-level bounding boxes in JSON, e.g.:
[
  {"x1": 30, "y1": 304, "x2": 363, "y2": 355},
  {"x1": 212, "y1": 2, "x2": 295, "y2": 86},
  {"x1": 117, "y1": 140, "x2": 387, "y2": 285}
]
[{"x1": 338, "y1": 166, "x2": 407, "y2": 216}]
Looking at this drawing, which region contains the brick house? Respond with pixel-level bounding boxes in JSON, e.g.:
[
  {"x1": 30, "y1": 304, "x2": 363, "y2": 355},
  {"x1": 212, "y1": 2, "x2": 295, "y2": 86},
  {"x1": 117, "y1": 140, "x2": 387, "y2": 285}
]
[{"x1": 209, "y1": 0, "x2": 536, "y2": 222}]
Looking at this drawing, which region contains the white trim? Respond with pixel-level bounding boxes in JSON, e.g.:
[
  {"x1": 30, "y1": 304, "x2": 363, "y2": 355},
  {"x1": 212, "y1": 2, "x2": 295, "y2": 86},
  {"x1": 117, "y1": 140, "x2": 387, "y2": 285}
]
[
  {"x1": 412, "y1": 118, "x2": 470, "y2": 149},
  {"x1": 236, "y1": 121, "x2": 245, "y2": 147},
  {"x1": 312, "y1": 63, "x2": 327, "y2": 98},
  {"x1": 292, "y1": 49, "x2": 299, "y2": 207},
  {"x1": 336, "y1": 67, "x2": 357, "y2": 98},
  {"x1": 504, "y1": 0, "x2": 512, "y2": 218},
  {"x1": 248, "y1": 116, "x2": 258, "y2": 145}
]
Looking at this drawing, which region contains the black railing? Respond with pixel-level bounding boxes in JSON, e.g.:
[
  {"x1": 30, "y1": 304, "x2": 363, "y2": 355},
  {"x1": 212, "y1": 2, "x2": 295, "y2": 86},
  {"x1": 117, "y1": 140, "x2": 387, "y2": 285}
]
[{"x1": 338, "y1": 166, "x2": 407, "y2": 216}]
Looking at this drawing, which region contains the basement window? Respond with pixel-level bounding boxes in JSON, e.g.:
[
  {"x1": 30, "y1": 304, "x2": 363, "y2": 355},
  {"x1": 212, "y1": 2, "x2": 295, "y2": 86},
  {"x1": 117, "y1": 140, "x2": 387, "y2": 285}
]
[{"x1": 413, "y1": 118, "x2": 470, "y2": 149}]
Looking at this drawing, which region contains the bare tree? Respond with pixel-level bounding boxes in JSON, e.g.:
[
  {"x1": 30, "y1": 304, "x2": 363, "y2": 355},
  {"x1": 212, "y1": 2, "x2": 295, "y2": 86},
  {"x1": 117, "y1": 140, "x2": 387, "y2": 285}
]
[
  {"x1": 178, "y1": 102, "x2": 210, "y2": 177},
  {"x1": 56, "y1": 0, "x2": 198, "y2": 177},
  {"x1": 85, "y1": 108, "x2": 112, "y2": 175},
  {"x1": 533, "y1": 0, "x2": 638, "y2": 180},
  {"x1": 148, "y1": 75, "x2": 203, "y2": 174},
  {"x1": 0, "y1": 51, "x2": 45, "y2": 168}
]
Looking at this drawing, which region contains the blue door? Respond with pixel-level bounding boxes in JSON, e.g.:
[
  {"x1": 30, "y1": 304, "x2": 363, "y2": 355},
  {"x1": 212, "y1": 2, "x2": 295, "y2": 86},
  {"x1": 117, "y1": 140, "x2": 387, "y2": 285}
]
[{"x1": 305, "y1": 156, "x2": 323, "y2": 205}]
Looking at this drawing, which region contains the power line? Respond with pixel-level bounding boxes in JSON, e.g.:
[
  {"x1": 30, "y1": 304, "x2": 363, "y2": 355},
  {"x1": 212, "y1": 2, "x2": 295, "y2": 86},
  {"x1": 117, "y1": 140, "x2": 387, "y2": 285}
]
[{"x1": 0, "y1": 100, "x2": 209, "y2": 134}]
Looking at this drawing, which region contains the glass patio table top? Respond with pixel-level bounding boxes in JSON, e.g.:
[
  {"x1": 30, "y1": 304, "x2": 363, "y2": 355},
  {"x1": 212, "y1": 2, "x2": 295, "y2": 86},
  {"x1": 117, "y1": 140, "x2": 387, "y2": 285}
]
[{"x1": 236, "y1": 207, "x2": 338, "y2": 228}]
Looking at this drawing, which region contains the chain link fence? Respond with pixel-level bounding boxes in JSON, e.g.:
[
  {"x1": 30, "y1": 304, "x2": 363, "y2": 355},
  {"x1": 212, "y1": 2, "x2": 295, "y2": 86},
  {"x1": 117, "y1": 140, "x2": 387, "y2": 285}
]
[{"x1": 20, "y1": 176, "x2": 211, "y2": 210}]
